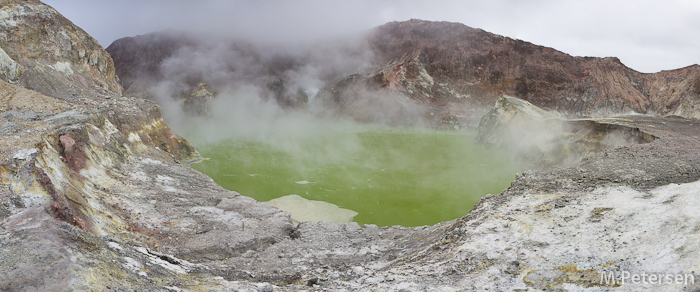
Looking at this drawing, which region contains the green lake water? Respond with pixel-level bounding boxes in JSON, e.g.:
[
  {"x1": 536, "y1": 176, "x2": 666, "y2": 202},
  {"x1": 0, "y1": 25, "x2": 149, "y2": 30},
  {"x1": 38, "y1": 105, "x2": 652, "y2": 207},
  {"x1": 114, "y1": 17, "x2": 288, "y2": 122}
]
[{"x1": 190, "y1": 127, "x2": 522, "y2": 227}]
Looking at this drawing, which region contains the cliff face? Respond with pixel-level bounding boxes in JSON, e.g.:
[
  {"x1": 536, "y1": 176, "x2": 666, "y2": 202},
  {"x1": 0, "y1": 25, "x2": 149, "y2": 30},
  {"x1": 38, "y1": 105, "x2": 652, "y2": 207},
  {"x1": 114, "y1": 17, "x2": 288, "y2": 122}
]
[
  {"x1": 0, "y1": 0, "x2": 122, "y2": 99},
  {"x1": 348, "y1": 19, "x2": 700, "y2": 120},
  {"x1": 106, "y1": 31, "x2": 196, "y2": 91}
]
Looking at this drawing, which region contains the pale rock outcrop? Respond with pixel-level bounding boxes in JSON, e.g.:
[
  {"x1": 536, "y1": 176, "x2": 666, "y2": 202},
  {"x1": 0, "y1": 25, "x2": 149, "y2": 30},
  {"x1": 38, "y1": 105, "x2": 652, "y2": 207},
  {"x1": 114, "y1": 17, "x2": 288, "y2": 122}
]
[
  {"x1": 478, "y1": 95, "x2": 655, "y2": 166},
  {"x1": 0, "y1": 46, "x2": 22, "y2": 82},
  {"x1": 182, "y1": 82, "x2": 215, "y2": 116}
]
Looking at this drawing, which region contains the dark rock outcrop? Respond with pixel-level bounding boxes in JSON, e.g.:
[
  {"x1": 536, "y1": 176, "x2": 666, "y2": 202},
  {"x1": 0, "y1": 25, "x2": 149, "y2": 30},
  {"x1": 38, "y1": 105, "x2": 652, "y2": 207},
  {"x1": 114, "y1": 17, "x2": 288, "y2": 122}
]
[
  {"x1": 106, "y1": 32, "x2": 334, "y2": 111},
  {"x1": 106, "y1": 30, "x2": 195, "y2": 91}
]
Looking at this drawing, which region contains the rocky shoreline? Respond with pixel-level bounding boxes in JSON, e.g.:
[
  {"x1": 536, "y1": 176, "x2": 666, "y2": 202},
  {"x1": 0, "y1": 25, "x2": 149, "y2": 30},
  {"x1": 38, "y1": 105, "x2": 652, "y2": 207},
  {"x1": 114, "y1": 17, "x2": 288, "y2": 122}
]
[{"x1": 2, "y1": 1, "x2": 700, "y2": 291}]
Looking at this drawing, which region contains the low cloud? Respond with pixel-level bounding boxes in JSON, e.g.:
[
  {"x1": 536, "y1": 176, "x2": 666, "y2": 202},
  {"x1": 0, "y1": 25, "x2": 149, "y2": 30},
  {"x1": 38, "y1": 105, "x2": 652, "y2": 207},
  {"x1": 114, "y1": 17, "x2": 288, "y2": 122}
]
[{"x1": 45, "y1": 0, "x2": 700, "y2": 73}]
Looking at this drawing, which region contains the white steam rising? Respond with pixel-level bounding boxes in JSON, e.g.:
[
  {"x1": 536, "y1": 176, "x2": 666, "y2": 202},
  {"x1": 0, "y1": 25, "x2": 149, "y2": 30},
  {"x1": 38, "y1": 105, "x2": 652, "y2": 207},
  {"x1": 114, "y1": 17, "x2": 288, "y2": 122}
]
[{"x1": 149, "y1": 33, "x2": 427, "y2": 162}]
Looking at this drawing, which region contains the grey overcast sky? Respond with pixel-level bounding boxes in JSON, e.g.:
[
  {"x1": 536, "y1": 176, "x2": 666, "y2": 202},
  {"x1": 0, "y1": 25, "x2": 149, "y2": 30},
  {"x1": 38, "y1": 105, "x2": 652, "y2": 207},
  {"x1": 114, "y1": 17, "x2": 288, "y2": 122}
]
[{"x1": 42, "y1": 0, "x2": 700, "y2": 73}]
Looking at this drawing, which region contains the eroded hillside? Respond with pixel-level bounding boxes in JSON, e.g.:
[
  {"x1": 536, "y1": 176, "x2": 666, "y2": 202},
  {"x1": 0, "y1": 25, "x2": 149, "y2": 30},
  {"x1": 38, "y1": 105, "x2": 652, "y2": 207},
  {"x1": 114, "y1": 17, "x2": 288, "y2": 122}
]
[{"x1": 108, "y1": 19, "x2": 700, "y2": 128}]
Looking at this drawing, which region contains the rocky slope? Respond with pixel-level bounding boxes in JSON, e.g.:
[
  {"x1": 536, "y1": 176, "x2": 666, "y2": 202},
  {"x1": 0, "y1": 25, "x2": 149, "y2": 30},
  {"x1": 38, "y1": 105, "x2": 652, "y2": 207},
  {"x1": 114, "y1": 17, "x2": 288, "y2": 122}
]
[
  {"x1": 367, "y1": 19, "x2": 699, "y2": 115},
  {"x1": 106, "y1": 31, "x2": 356, "y2": 110},
  {"x1": 2, "y1": 1, "x2": 700, "y2": 291},
  {"x1": 327, "y1": 20, "x2": 700, "y2": 126},
  {"x1": 0, "y1": 0, "x2": 122, "y2": 100},
  {"x1": 107, "y1": 19, "x2": 700, "y2": 128}
]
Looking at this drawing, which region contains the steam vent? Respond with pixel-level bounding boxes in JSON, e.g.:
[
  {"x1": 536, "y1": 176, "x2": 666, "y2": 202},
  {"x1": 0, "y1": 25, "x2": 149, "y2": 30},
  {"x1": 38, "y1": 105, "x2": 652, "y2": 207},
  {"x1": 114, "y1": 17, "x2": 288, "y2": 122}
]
[{"x1": 2, "y1": 1, "x2": 700, "y2": 291}]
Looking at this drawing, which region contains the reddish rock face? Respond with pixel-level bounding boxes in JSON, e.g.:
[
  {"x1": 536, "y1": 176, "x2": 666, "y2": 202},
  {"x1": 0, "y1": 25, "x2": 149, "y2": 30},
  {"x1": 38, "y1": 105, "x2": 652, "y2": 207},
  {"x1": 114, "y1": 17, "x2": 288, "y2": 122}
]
[
  {"x1": 58, "y1": 134, "x2": 86, "y2": 172},
  {"x1": 361, "y1": 19, "x2": 700, "y2": 118}
]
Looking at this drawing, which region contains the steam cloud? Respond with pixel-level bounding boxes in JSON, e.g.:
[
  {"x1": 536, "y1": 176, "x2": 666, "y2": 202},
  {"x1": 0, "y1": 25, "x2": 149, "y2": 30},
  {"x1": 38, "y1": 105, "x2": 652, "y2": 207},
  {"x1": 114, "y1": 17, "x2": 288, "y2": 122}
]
[
  {"x1": 130, "y1": 28, "x2": 523, "y2": 227},
  {"x1": 147, "y1": 31, "x2": 432, "y2": 161}
]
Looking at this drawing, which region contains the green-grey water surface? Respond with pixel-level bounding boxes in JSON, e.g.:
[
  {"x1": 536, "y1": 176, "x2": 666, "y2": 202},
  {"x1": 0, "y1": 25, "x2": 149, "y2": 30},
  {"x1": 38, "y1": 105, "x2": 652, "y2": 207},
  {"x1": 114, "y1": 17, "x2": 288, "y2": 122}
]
[{"x1": 191, "y1": 127, "x2": 521, "y2": 227}]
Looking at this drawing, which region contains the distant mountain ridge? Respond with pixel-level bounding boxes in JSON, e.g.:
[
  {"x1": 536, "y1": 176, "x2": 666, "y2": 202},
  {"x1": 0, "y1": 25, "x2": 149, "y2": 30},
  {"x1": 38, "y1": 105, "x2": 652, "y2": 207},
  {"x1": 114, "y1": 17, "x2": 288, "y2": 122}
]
[
  {"x1": 106, "y1": 30, "x2": 196, "y2": 91},
  {"x1": 106, "y1": 19, "x2": 700, "y2": 125},
  {"x1": 358, "y1": 20, "x2": 700, "y2": 117}
]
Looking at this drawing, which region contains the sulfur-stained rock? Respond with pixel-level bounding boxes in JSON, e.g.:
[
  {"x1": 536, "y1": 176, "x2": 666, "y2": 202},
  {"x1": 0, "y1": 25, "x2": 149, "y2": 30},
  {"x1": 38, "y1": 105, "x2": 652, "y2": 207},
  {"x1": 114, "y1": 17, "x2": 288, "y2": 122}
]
[{"x1": 182, "y1": 82, "x2": 215, "y2": 116}]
